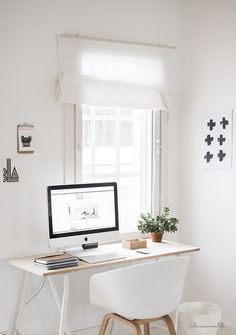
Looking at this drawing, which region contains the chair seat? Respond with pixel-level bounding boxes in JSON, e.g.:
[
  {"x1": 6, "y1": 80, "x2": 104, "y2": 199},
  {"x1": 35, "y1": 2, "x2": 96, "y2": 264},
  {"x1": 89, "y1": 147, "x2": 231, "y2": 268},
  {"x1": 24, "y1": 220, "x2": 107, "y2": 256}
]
[{"x1": 90, "y1": 256, "x2": 189, "y2": 319}]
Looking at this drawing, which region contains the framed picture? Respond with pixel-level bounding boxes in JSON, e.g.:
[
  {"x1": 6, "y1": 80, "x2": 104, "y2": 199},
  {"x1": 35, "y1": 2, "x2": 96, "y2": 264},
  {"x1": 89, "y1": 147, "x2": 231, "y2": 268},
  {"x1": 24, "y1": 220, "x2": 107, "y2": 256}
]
[
  {"x1": 201, "y1": 109, "x2": 233, "y2": 168},
  {"x1": 17, "y1": 124, "x2": 34, "y2": 153}
]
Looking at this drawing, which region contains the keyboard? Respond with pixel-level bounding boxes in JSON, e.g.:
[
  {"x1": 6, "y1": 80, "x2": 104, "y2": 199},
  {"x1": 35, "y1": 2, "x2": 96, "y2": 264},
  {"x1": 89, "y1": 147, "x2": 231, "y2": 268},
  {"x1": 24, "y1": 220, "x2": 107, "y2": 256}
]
[{"x1": 79, "y1": 252, "x2": 126, "y2": 264}]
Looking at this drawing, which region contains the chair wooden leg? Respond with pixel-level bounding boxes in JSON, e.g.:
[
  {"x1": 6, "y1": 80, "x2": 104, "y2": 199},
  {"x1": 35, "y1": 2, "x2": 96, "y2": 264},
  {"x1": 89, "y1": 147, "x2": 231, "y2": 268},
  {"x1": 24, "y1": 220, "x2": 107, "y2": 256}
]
[
  {"x1": 114, "y1": 314, "x2": 142, "y2": 335},
  {"x1": 98, "y1": 314, "x2": 112, "y2": 335},
  {"x1": 133, "y1": 323, "x2": 142, "y2": 335},
  {"x1": 143, "y1": 322, "x2": 150, "y2": 335},
  {"x1": 101, "y1": 313, "x2": 142, "y2": 335},
  {"x1": 162, "y1": 315, "x2": 177, "y2": 335}
]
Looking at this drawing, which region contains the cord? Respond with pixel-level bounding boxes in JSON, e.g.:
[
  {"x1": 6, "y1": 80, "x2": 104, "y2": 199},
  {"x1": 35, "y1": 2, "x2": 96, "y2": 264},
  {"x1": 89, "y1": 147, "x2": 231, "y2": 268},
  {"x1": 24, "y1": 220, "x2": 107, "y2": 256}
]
[
  {"x1": 24, "y1": 278, "x2": 45, "y2": 305},
  {"x1": 9, "y1": 278, "x2": 46, "y2": 335}
]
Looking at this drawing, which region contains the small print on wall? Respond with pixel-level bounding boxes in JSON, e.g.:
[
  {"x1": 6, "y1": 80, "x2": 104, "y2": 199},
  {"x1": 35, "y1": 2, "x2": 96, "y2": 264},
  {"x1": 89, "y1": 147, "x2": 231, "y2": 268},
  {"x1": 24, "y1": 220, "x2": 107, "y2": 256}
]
[
  {"x1": 17, "y1": 124, "x2": 34, "y2": 153},
  {"x1": 202, "y1": 109, "x2": 233, "y2": 169},
  {"x1": 2, "y1": 158, "x2": 19, "y2": 183}
]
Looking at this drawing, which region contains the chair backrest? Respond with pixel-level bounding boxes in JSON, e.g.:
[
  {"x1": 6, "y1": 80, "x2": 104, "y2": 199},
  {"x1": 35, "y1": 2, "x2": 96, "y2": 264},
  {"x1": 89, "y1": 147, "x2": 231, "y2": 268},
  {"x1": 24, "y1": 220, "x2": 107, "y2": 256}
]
[{"x1": 90, "y1": 256, "x2": 189, "y2": 320}]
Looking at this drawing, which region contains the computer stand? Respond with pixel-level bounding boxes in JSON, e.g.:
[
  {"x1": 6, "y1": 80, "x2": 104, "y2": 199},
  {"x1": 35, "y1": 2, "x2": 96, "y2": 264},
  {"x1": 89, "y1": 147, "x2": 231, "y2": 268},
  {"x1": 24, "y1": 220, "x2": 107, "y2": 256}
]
[{"x1": 82, "y1": 242, "x2": 98, "y2": 249}]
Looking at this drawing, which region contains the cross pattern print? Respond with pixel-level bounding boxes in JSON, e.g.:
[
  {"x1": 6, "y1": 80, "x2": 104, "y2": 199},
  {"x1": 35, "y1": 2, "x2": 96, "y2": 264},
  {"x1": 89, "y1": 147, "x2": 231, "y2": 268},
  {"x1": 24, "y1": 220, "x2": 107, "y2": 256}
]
[{"x1": 202, "y1": 110, "x2": 233, "y2": 168}]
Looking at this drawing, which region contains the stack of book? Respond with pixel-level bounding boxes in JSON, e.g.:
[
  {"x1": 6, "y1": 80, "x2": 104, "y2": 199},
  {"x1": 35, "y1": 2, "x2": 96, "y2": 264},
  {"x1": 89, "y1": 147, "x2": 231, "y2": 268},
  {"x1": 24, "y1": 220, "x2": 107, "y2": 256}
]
[{"x1": 34, "y1": 253, "x2": 78, "y2": 270}]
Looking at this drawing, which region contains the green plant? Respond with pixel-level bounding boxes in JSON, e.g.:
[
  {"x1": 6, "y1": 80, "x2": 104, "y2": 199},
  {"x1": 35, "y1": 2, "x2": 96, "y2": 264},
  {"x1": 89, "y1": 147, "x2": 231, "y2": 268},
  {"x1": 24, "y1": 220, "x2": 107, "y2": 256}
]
[{"x1": 137, "y1": 207, "x2": 179, "y2": 234}]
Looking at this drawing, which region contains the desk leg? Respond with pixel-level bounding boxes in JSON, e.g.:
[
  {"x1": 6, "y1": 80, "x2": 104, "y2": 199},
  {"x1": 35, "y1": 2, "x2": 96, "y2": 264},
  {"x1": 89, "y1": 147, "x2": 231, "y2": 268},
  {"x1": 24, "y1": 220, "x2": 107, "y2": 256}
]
[
  {"x1": 48, "y1": 274, "x2": 71, "y2": 335},
  {"x1": 10, "y1": 271, "x2": 31, "y2": 335}
]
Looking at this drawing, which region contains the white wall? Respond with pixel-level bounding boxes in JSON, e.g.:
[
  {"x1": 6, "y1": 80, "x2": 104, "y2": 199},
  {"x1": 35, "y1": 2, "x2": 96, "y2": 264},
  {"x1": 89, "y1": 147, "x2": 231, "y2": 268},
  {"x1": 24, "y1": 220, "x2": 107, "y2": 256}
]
[
  {"x1": 0, "y1": 1, "x2": 183, "y2": 333},
  {"x1": 180, "y1": 0, "x2": 236, "y2": 327}
]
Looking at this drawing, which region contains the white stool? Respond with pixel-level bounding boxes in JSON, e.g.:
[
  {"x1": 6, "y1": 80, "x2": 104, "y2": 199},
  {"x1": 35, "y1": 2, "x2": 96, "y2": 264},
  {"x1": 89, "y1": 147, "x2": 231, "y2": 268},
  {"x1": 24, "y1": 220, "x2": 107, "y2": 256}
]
[{"x1": 90, "y1": 256, "x2": 189, "y2": 335}]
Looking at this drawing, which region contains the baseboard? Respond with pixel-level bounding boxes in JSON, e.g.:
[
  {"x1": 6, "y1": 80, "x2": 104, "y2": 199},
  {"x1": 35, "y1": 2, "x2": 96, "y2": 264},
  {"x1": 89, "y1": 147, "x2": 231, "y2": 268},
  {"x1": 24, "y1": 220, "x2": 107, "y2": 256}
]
[
  {"x1": 70, "y1": 323, "x2": 167, "y2": 335},
  {"x1": 70, "y1": 326, "x2": 100, "y2": 335},
  {"x1": 151, "y1": 322, "x2": 236, "y2": 335},
  {"x1": 70, "y1": 322, "x2": 168, "y2": 335},
  {"x1": 70, "y1": 321, "x2": 236, "y2": 335},
  {"x1": 218, "y1": 323, "x2": 236, "y2": 335},
  {"x1": 70, "y1": 324, "x2": 112, "y2": 335},
  {"x1": 133, "y1": 323, "x2": 236, "y2": 335}
]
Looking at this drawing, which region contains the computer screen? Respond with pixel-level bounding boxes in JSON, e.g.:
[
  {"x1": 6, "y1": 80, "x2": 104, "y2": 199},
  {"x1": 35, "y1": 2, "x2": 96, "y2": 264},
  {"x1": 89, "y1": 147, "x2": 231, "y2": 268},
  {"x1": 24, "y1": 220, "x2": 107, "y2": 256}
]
[{"x1": 47, "y1": 182, "x2": 119, "y2": 249}]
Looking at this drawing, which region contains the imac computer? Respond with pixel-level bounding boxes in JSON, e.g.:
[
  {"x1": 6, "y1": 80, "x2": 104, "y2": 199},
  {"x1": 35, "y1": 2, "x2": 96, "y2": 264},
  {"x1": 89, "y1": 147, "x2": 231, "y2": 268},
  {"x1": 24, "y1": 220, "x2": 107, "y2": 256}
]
[{"x1": 47, "y1": 182, "x2": 119, "y2": 250}]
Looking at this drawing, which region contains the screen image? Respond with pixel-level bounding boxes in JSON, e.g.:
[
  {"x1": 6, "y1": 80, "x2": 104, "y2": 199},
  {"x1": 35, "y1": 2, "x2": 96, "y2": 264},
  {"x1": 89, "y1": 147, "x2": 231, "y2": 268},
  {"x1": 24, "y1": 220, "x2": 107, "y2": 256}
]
[{"x1": 48, "y1": 182, "x2": 119, "y2": 240}]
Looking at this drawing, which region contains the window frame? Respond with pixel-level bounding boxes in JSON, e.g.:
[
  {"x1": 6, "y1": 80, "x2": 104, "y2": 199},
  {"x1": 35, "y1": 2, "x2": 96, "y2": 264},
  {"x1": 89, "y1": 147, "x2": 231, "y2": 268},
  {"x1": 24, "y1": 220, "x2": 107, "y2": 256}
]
[{"x1": 64, "y1": 104, "x2": 168, "y2": 239}]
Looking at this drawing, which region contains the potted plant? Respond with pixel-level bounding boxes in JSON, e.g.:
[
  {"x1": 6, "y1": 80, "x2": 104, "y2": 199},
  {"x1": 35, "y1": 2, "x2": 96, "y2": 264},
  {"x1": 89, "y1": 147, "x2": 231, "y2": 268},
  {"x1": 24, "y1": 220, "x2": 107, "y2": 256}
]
[{"x1": 137, "y1": 207, "x2": 179, "y2": 242}]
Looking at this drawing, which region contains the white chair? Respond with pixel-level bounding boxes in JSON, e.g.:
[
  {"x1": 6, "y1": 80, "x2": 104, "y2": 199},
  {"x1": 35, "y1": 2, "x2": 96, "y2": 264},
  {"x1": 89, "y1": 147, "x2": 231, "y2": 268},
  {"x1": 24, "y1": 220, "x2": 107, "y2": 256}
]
[{"x1": 90, "y1": 256, "x2": 189, "y2": 335}]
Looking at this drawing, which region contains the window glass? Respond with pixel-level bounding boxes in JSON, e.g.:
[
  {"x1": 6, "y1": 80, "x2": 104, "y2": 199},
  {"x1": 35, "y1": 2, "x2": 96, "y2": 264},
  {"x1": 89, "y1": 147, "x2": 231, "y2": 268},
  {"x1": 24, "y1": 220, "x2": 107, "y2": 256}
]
[{"x1": 80, "y1": 105, "x2": 153, "y2": 232}]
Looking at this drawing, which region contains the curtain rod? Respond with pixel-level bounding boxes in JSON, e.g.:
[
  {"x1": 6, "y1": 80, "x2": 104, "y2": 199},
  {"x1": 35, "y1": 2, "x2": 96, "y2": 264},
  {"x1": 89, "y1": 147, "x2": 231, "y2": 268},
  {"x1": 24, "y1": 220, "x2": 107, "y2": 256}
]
[{"x1": 60, "y1": 33, "x2": 176, "y2": 50}]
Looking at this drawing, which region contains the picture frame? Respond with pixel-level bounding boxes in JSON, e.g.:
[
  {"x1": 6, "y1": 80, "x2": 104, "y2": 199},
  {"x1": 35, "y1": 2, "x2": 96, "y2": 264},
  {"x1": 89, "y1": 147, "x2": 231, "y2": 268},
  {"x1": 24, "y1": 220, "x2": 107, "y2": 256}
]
[
  {"x1": 201, "y1": 109, "x2": 233, "y2": 169},
  {"x1": 17, "y1": 124, "x2": 34, "y2": 153}
]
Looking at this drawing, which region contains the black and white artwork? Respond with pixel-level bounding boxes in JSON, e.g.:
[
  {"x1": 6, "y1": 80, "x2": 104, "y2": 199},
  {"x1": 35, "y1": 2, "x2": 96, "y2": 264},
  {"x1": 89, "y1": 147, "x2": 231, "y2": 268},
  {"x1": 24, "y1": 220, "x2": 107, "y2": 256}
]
[
  {"x1": 17, "y1": 124, "x2": 34, "y2": 153},
  {"x1": 3, "y1": 158, "x2": 19, "y2": 183},
  {"x1": 202, "y1": 110, "x2": 233, "y2": 168}
]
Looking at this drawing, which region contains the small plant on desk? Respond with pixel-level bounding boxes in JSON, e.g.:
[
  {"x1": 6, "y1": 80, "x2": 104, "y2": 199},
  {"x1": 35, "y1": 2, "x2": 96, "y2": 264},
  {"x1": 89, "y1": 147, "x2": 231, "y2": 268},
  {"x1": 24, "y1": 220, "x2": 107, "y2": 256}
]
[{"x1": 137, "y1": 207, "x2": 179, "y2": 242}]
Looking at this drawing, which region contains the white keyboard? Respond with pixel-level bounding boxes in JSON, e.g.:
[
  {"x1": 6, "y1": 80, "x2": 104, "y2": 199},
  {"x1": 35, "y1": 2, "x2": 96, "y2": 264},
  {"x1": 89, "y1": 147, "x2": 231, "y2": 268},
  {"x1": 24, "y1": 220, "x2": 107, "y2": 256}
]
[{"x1": 79, "y1": 252, "x2": 126, "y2": 264}]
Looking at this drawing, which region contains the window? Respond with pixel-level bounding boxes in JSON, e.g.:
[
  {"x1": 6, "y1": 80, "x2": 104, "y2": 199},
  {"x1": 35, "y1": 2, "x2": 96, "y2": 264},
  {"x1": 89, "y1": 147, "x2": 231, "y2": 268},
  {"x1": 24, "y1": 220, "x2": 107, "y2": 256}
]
[
  {"x1": 59, "y1": 35, "x2": 171, "y2": 234},
  {"x1": 65, "y1": 105, "x2": 167, "y2": 234}
]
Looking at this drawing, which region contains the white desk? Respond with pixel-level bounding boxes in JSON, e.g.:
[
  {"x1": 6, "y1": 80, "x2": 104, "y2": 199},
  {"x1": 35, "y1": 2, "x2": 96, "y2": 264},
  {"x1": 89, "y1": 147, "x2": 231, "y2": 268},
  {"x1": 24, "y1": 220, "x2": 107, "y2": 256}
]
[{"x1": 8, "y1": 240, "x2": 200, "y2": 335}]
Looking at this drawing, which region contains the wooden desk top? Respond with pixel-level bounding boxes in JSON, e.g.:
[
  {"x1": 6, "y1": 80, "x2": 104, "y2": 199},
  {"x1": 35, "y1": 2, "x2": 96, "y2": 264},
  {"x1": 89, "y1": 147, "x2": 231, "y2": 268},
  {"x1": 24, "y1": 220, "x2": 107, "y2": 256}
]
[{"x1": 8, "y1": 240, "x2": 200, "y2": 277}]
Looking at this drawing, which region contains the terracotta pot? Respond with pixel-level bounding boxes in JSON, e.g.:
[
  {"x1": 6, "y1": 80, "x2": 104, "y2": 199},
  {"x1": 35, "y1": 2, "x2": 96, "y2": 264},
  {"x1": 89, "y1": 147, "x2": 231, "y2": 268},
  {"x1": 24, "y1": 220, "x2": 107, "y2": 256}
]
[{"x1": 150, "y1": 231, "x2": 164, "y2": 243}]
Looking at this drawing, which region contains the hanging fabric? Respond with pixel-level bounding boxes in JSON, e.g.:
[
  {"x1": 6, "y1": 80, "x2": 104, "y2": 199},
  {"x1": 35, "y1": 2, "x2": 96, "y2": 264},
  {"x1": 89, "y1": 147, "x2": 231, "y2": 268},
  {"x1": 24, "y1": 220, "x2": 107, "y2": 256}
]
[{"x1": 56, "y1": 34, "x2": 177, "y2": 110}]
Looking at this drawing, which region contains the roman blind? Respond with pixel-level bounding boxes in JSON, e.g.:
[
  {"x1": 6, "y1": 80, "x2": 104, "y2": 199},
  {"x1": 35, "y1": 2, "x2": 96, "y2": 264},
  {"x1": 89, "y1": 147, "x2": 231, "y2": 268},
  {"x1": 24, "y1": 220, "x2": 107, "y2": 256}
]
[{"x1": 57, "y1": 34, "x2": 176, "y2": 110}]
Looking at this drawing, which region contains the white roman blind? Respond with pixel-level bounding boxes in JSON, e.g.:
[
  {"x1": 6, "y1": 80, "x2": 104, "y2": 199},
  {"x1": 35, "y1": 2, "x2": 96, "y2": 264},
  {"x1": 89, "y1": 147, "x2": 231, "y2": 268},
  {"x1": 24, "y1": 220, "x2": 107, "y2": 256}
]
[{"x1": 57, "y1": 34, "x2": 176, "y2": 110}]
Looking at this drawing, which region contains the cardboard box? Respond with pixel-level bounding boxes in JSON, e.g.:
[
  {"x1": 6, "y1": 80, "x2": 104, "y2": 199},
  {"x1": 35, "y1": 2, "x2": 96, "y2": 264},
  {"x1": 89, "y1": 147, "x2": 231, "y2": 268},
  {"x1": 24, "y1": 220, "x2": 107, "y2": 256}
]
[{"x1": 122, "y1": 239, "x2": 147, "y2": 250}]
